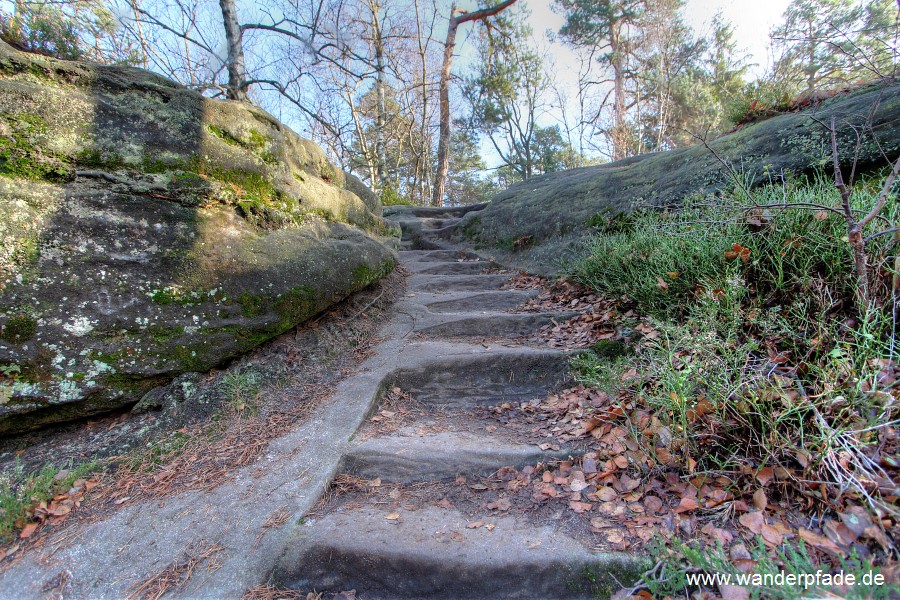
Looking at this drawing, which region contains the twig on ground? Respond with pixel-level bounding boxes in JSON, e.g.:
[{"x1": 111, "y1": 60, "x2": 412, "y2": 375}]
[{"x1": 126, "y1": 540, "x2": 224, "y2": 600}]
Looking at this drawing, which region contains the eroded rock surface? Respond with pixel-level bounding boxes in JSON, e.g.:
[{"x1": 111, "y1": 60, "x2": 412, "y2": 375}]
[
  {"x1": 455, "y1": 81, "x2": 900, "y2": 274},
  {"x1": 0, "y1": 41, "x2": 398, "y2": 434}
]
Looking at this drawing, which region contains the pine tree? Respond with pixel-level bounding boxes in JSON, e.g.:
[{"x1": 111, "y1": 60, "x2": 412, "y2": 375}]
[{"x1": 771, "y1": 0, "x2": 896, "y2": 95}]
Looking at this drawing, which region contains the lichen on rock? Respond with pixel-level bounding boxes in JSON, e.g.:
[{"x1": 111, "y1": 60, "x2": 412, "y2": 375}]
[{"x1": 0, "y1": 41, "x2": 397, "y2": 434}]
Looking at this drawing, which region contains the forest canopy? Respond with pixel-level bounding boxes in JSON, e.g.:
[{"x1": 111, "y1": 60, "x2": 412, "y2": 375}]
[{"x1": 0, "y1": 0, "x2": 897, "y2": 206}]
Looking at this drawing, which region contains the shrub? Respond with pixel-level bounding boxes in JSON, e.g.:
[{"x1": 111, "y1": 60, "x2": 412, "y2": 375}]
[
  {"x1": 380, "y1": 185, "x2": 412, "y2": 206},
  {"x1": 571, "y1": 173, "x2": 899, "y2": 513},
  {"x1": 573, "y1": 176, "x2": 882, "y2": 321}
]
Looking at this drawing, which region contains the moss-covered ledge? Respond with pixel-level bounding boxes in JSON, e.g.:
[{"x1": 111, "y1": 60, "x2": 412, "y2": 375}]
[{"x1": 0, "y1": 41, "x2": 398, "y2": 435}]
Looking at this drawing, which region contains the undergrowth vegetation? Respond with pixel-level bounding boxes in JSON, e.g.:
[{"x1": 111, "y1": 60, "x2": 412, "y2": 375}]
[
  {"x1": 647, "y1": 537, "x2": 896, "y2": 600},
  {"x1": 572, "y1": 173, "x2": 900, "y2": 596},
  {"x1": 0, "y1": 460, "x2": 101, "y2": 544}
]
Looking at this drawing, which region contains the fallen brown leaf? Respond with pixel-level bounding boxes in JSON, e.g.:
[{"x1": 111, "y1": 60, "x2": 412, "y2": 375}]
[
  {"x1": 752, "y1": 488, "x2": 768, "y2": 511},
  {"x1": 738, "y1": 511, "x2": 764, "y2": 534},
  {"x1": 756, "y1": 467, "x2": 774, "y2": 486},
  {"x1": 721, "y1": 584, "x2": 751, "y2": 600},
  {"x1": 799, "y1": 528, "x2": 843, "y2": 556},
  {"x1": 19, "y1": 522, "x2": 39, "y2": 539},
  {"x1": 674, "y1": 497, "x2": 698, "y2": 513},
  {"x1": 569, "y1": 501, "x2": 593, "y2": 514}
]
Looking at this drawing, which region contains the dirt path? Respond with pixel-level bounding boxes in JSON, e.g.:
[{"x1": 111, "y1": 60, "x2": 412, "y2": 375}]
[{"x1": 0, "y1": 206, "x2": 645, "y2": 599}]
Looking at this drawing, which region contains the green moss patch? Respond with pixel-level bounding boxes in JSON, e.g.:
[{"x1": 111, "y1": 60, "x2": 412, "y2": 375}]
[
  {"x1": 0, "y1": 113, "x2": 72, "y2": 181},
  {"x1": 352, "y1": 260, "x2": 396, "y2": 288},
  {"x1": 274, "y1": 286, "x2": 318, "y2": 326},
  {"x1": 237, "y1": 292, "x2": 265, "y2": 318},
  {"x1": 1, "y1": 311, "x2": 37, "y2": 342},
  {"x1": 461, "y1": 216, "x2": 482, "y2": 241},
  {"x1": 207, "y1": 124, "x2": 277, "y2": 164},
  {"x1": 148, "y1": 286, "x2": 200, "y2": 306}
]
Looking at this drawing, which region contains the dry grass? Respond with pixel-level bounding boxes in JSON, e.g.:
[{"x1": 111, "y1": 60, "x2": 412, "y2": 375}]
[
  {"x1": 241, "y1": 584, "x2": 308, "y2": 600},
  {"x1": 310, "y1": 474, "x2": 372, "y2": 515},
  {"x1": 96, "y1": 405, "x2": 311, "y2": 510},
  {"x1": 40, "y1": 569, "x2": 72, "y2": 600}
]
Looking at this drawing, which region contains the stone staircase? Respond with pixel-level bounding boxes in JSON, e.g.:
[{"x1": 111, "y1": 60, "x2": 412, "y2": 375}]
[
  {"x1": 0, "y1": 205, "x2": 643, "y2": 599},
  {"x1": 269, "y1": 206, "x2": 644, "y2": 598}
]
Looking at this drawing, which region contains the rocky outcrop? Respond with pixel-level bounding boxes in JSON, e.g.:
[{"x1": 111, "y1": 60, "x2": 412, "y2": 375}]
[
  {"x1": 0, "y1": 42, "x2": 398, "y2": 434},
  {"x1": 456, "y1": 80, "x2": 900, "y2": 274}
]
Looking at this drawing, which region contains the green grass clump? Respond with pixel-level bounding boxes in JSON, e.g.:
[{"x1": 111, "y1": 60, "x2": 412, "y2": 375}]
[
  {"x1": 575, "y1": 205, "x2": 733, "y2": 316},
  {"x1": 219, "y1": 368, "x2": 263, "y2": 413},
  {"x1": 127, "y1": 430, "x2": 191, "y2": 472},
  {"x1": 573, "y1": 177, "x2": 869, "y2": 319},
  {"x1": 0, "y1": 460, "x2": 101, "y2": 543},
  {"x1": 646, "y1": 536, "x2": 900, "y2": 599}
]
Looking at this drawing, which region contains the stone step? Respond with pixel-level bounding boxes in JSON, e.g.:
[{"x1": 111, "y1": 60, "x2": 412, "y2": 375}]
[
  {"x1": 415, "y1": 312, "x2": 567, "y2": 339},
  {"x1": 412, "y1": 274, "x2": 511, "y2": 293},
  {"x1": 384, "y1": 203, "x2": 487, "y2": 219},
  {"x1": 392, "y1": 216, "x2": 459, "y2": 233},
  {"x1": 273, "y1": 506, "x2": 645, "y2": 599},
  {"x1": 343, "y1": 430, "x2": 576, "y2": 483},
  {"x1": 407, "y1": 261, "x2": 495, "y2": 275},
  {"x1": 383, "y1": 350, "x2": 569, "y2": 409},
  {"x1": 390, "y1": 217, "x2": 460, "y2": 245},
  {"x1": 425, "y1": 290, "x2": 537, "y2": 313},
  {"x1": 400, "y1": 249, "x2": 480, "y2": 262},
  {"x1": 401, "y1": 235, "x2": 451, "y2": 251}
]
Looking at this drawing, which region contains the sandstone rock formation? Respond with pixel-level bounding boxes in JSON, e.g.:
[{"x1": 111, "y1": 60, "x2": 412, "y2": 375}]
[
  {"x1": 0, "y1": 41, "x2": 397, "y2": 434},
  {"x1": 456, "y1": 81, "x2": 900, "y2": 274}
]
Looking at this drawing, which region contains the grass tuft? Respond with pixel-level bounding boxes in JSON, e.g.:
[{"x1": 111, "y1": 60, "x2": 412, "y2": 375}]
[
  {"x1": 0, "y1": 460, "x2": 101, "y2": 543},
  {"x1": 571, "y1": 172, "x2": 900, "y2": 591}
]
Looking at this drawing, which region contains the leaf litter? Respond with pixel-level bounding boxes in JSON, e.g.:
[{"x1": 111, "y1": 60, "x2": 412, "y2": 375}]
[
  {"x1": 126, "y1": 539, "x2": 224, "y2": 600},
  {"x1": 493, "y1": 274, "x2": 899, "y2": 593},
  {"x1": 0, "y1": 271, "x2": 406, "y2": 566}
]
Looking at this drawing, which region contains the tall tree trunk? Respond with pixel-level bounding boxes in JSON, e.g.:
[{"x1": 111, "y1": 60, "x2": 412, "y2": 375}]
[
  {"x1": 432, "y1": 9, "x2": 459, "y2": 207},
  {"x1": 369, "y1": 0, "x2": 387, "y2": 192},
  {"x1": 610, "y1": 20, "x2": 627, "y2": 161},
  {"x1": 806, "y1": 24, "x2": 817, "y2": 95},
  {"x1": 432, "y1": 0, "x2": 518, "y2": 207},
  {"x1": 219, "y1": 0, "x2": 249, "y2": 102},
  {"x1": 414, "y1": 0, "x2": 432, "y2": 205}
]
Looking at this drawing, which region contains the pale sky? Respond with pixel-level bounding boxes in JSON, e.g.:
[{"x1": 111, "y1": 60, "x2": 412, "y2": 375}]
[
  {"x1": 681, "y1": 0, "x2": 793, "y2": 76},
  {"x1": 467, "y1": 0, "x2": 794, "y2": 163},
  {"x1": 524, "y1": 0, "x2": 793, "y2": 79}
]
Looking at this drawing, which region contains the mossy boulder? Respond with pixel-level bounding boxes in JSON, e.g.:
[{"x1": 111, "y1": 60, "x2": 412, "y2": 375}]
[
  {"x1": 457, "y1": 80, "x2": 900, "y2": 274},
  {"x1": 343, "y1": 170, "x2": 383, "y2": 217},
  {"x1": 0, "y1": 42, "x2": 399, "y2": 434}
]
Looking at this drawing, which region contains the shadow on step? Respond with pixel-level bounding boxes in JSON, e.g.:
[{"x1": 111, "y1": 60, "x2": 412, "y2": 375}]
[{"x1": 381, "y1": 351, "x2": 570, "y2": 409}]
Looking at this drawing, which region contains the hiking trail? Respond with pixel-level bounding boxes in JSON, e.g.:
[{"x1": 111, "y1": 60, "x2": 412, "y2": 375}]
[{"x1": 0, "y1": 205, "x2": 644, "y2": 599}]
